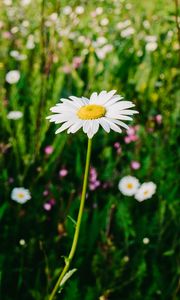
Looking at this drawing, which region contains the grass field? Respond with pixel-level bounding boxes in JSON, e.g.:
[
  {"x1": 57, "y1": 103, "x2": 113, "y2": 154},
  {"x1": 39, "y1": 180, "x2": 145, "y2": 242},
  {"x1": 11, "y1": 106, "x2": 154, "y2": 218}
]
[{"x1": 0, "y1": 0, "x2": 180, "y2": 299}]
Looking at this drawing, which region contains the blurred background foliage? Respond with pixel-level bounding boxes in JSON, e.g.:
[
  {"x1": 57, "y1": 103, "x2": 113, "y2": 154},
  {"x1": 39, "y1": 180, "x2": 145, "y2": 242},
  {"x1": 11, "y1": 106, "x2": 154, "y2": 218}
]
[{"x1": 0, "y1": 0, "x2": 180, "y2": 299}]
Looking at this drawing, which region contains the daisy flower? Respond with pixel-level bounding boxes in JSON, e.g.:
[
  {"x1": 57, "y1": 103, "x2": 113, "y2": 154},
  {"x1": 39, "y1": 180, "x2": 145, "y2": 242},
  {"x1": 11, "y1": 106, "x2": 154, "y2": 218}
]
[
  {"x1": 135, "y1": 182, "x2": 156, "y2": 202},
  {"x1": 11, "y1": 187, "x2": 31, "y2": 204},
  {"x1": 118, "y1": 175, "x2": 140, "y2": 196},
  {"x1": 47, "y1": 90, "x2": 138, "y2": 138}
]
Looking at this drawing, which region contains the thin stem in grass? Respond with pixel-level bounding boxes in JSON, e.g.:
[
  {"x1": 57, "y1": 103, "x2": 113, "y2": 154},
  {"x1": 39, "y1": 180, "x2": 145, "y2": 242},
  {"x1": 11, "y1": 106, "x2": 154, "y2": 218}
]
[
  {"x1": 49, "y1": 138, "x2": 92, "y2": 300},
  {"x1": 174, "y1": 0, "x2": 180, "y2": 65},
  {"x1": 34, "y1": 0, "x2": 47, "y2": 157}
]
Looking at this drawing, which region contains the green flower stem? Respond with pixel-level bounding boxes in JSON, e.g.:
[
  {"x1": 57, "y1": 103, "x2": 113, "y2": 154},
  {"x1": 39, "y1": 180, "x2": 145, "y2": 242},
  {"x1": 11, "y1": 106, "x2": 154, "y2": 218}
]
[{"x1": 49, "y1": 138, "x2": 92, "y2": 300}]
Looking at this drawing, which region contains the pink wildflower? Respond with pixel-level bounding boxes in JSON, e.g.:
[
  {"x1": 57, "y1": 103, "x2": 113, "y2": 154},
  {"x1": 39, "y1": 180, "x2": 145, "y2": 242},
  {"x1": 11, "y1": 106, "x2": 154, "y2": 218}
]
[
  {"x1": 131, "y1": 161, "x2": 141, "y2": 170},
  {"x1": 59, "y1": 168, "x2": 68, "y2": 177},
  {"x1": 44, "y1": 145, "x2": 53, "y2": 155},
  {"x1": 155, "y1": 114, "x2": 162, "y2": 124},
  {"x1": 43, "y1": 202, "x2": 52, "y2": 211}
]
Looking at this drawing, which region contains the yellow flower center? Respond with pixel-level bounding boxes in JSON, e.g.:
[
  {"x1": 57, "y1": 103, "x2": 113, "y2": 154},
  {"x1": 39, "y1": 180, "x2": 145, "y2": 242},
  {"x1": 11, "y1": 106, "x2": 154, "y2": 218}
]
[
  {"x1": 18, "y1": 193, "x2": 24, "y2": 198},
  {"x1": 143, "y1": 190, "x2": 149, "y2": 196},
  {"x1": 77, "y1": 104, "x2": 106, "y2": 120},
  {"x1": 127, "y1": 183, "x2": 133, "y2": 189}
]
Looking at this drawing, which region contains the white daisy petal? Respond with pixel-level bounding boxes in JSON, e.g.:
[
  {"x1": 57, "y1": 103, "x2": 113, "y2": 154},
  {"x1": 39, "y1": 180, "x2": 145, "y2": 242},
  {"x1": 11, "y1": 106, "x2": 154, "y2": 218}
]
[
  {"x1": 106, "y1": 118, "x2": 129, "y2": 130},
  {"x1": 67, "y1": 120, "x2": 83, "y2": 133},
  {"x1": 57, "y1": 101, "x2": 77, "y2": 108},
  {"x1": 116, "y1": 109, "x2": 139, "y2": 115},
  {"x1": 91, "y1": 120, "x2": 99, "y2": 136},
  {"x1": 55, "y1": 120, "x2": 76, "y2": 134},
  {"x1": 106, "y1": 119, "x2": 122, "y2": 133},
  {"x1": 99, "y1": 90, "x2": 117, "y2": 104},
  {"x1": 83, "y1": 120, "x2": 91, "y2": 133},
  {"x1": 99, "y1": 118, "x2": 111, "y2": 133},
  {"x1": 117, "y1": 115, "x2": 133, "y2": 121},
  {"x1": 105, "y1": 90, "x2": 117, "y2": 99},
  {"x1": 108, "y1": 101, "x2": 135, "y2": 110},
  {"x1": 104, "y1": 95, "x2": 123, "y2": 106},
  {"x1": 106, "y1": 111, "x2": 133, "y2": 121},
  {"x1": 60, "y1": 98, "x2": 79, "y2": 106},
  {"x1": 81, "y1": 97, "x2": 89, "y2": 104},
  {"x1": 89, "y1": 92, "x2": 98, "y2": 104},
  {"x1": 98, "y1": 90, "x2": 107, "y2": 98},
  {"x1": 61, "y1": 99, "x2": 82, "y2": 108},
  {"x1": 50, "y1": 106, "x2": 76, "y2": 113},
  {"x1": 46, "y1": 114, "x2": 70, "y2": 123},
  {"x1": 63, "y1": 97, "x2": 84, "y2": 107},
  {"x1": 90, "y1": 92, "x2": 98, "y2": 100},
  {"x1": 86, "y1": 122, "x2": 93, "y2": 138},
  {"x1": 86, "y1": 121, "x2": 99, "y2": 139}
]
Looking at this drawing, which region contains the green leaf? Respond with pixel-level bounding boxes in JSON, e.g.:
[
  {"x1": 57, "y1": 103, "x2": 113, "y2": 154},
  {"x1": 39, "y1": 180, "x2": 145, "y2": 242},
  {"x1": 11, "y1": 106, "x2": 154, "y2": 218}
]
[
  {"x1": 0, "y1": 202, "x2": 8, "y2": 220},
  {"x1": 67, "y1": 215, "x2": 77, "y2": 227},
  {"x1": 163, "y1": 250, "x2": 174, "y2": 256},
  {"x1": 59, "y1": 269, "x2": 77, "y2": 288}
]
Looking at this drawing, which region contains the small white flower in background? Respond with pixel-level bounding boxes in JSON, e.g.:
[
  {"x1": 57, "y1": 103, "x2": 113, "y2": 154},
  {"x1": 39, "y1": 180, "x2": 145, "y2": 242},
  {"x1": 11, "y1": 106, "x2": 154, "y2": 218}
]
[
  {"x1": 11, "y1": 26, "x2": 19, "y2": 34},
  {"x1": 126, "y1": 3, "x2": 132, "y2": 9},
  {"x1": 75, "y1": 6, "x2": 84, "y2": 15},
  {"x1": 47, "y1": 90, "x2": 138, "y2": 139},
  {"x1": 3, "y1": 0, "x2": 12, "y2": 5},
  {"x1": 123, "y1": 256, "x2": 130, "y2": 262},
  {"x1": 21, "y1": 0, "x2": 31, "y2": 5},
  {"x1": 167, "y1": 30, "x2": 173, "y2": 37},
  {"x1": 10, "y1": 50, "x2": 27, "y2": 61},
  {"x1": 63, "y1": 6, "x2": 72, "y2": 15},
  {"x1": 0, "y1": 21, "x2": 4, "y2": 29},
  {"x1": 121, "y1": 27, "x2": 135, "y2": 38},
  {"x1": 135, "y1": 182, "x2": 156, "y2": 202},
  {"x1": 117, "y1": 20, "x2": 131, "y2": 30},
  {"x1": 137, "y1": 50, "x2": 143, "y2": 57},
  {"x1": 5, "y1": 70, "x2": 20, "y2": 84},
  {"x1": 146, "y1": 42, "x2": 158, "y2": 52},
  {"x1": 26, "y1": 35, "x2": 35, "y2": 49},
  {"x1": 118, "y1": 176, "x2": 140, "y2": 196},
  {"x1": 93, "y1": 36, "x2": 107, "y2": 48},
  {"x1": 96, "y1": 7, "x2": 103, "y2": 15},
  {"x1": 22, "y1": 20, "x2": 30, "y2": 27},
  {"x1": 96, "y1": 44, "x2": 113, "y2": 60},
  {"x1": 49, "y1": 12, "x2": 58, "y2": 22},
  {"x1": 10, "y1": 50, "x2": 19, "y2": 58},
  {"x1": 11, "y1": 187, "x2": 31, "y2": 204},
  {"x1": 19, "y1": 239, "x2": 26, "y2": 246},
  {"x1": 78, "y1": 35, "x2": 86, "y2": 43},
  {"x1": 7, "y1": 111, "x2": 23, "y2": 120},
  {"x1": 45, "y1": 20, "x2": 52, "y2": 27},
  {"x1": 143, "y1": 237, "x2": 150, "y2": 244},
  {"x1": 145, "y1": 35, "x2": 157, "y2": 43},
  {"x1": 143, "y1": 20, "x2": 150, "y2": 29},
  {"x1": 17, "y1": 54, "x2": 27, "y2": 61},
  {"x1": 100, "y1": 18, "x2": 109, "y2": 26}
]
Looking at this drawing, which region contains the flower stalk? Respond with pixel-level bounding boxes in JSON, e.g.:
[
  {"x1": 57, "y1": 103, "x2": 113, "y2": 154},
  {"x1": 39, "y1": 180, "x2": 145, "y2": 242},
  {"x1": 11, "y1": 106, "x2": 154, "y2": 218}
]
[{"x1": 49, "y1": 138, "x2": 92, "y2": 300}]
